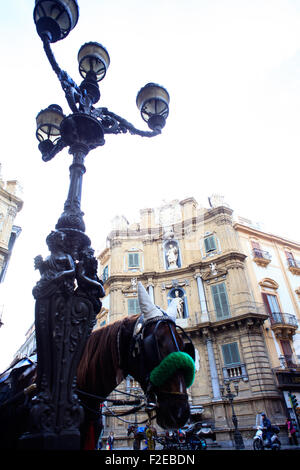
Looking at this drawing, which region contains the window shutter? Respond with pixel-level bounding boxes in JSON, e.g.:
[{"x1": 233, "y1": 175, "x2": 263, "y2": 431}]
[
  {"x1": 204, "y1": 236, "x2": 217, "y2": 253},
  {"x1": 222, "y1": 344, "x2": 232, "y2": 365},
  {"x1": 280, "y1": 340, "x2": 293, "y2": 357},
  {"x1": 222, "y1": 342, "x2": 241, "y2": 365},
  {"x1": 103, "y1": 265, "x2": 109, "y2": 282},
  {"x1": 261, "y1": 293, "x2": 272, "y2": 315},
  {"x1": 266, "y1": 294, "x2": 280, "y2": 313},
  {"x1": 262, "y1": 293, "x2": 281, "y2": 314},
  {"x1": 128, "y1": 253, "x2": 139, "y2": 267},
  {"x1": 211, "y1": 283, "x2": 230, "y2": 319},
  {"x1": 128, "y1": 298, "x2": 140, "y2": 315}
]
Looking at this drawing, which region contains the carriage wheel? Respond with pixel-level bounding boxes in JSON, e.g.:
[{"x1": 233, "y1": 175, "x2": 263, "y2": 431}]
[
  {"x1": 187, "y1": 436, "x2": 206, "y2": 450},
  {"x1": 253, "y1": 439, "x2": 263, "y2": 451}
]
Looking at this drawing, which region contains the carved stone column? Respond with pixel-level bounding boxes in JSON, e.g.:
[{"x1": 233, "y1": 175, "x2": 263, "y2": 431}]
[
  {"x1": 204, "y1": 331, "x2": 222, "y2": 401},
  {"x1": 146, "y1": 279, "x2": 155, "y2": 303},
  {"x1": 194, "y1": 272, "x2": 209, "y2": 322}
]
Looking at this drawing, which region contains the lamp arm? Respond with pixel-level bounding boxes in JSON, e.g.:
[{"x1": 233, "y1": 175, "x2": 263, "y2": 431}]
[
  {"x1": 42, "y1": 35, "x2": 82, "y2": 114},
  {"x1": 41, "y1": 138, "x2": 67, "y2": 162},
  {"x1": 92, "y1": 107, "x2": 161, "y2": 137}
]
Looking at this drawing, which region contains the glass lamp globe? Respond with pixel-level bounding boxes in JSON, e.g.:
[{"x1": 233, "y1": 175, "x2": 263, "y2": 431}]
[
  {"x1": 33, "y1": 0, "x2": 79, "y2": 42},
  {"x1": 136, "y1": 83, "x2": 169, "y2": 131}
]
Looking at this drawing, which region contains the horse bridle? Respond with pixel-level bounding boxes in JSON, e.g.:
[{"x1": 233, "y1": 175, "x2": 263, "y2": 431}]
[{"x1": 128, "y1": 311, "x2": 195, "y2": 409}]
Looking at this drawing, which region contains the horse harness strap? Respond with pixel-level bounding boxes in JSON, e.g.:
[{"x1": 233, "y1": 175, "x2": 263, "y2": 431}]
[
  {"x1": 129, "y1": 313, "x2": 195, "y2": 404},
  {"x1": 131, "y1": 313, "x2": 195, "y2": 371}
]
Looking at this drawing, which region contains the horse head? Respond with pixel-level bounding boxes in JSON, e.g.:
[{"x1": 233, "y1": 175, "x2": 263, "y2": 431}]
[{"x1": 122, "y1": 282, "x2": 195, "y2": 430}]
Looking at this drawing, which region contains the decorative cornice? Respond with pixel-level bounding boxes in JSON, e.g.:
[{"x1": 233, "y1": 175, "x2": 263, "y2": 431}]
[
  {"x1": 234, "y1": 222, "x2": 300, "y2": 251},
  {"x1": 185, "y1": 311, "x2": 268, "y2": 336},
  {"x1": 104, "y1": 206, "x2": 234, "y2": 245},
  {"x1": 0, "y1": 186, "x2": 23, "y2": 212},
  {"x1": 103, "y1": 250, "x2": 247, "y2": 288}
]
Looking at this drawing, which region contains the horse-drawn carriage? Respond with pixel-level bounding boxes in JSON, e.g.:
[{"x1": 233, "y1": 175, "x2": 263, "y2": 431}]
[{"x1": 0, "y1": 282, "x2": 196, "y2": 450}]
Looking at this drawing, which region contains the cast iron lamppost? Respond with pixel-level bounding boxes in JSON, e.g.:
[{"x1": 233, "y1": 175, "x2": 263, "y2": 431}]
[
  {"x1": 21, "y1": 0, "x2": 169, "y2": 450},
  {"x1": 220, "y1": 379, "x2": 245, "y2": 450}
]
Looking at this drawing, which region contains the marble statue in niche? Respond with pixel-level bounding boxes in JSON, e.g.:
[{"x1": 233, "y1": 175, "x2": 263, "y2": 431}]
[{"x1": 166, "y1": 243, "x2": 178, "y2": 269}]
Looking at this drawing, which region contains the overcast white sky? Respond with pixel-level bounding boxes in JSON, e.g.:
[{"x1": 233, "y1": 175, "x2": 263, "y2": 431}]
[{"x1": 0, "y1": 0, "x2": 300, "y2": 371}]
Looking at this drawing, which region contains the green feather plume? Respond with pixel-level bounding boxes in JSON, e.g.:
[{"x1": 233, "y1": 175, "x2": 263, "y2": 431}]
[{"x1": 150, "y1": 351, "x2": 195, "y2": 388}]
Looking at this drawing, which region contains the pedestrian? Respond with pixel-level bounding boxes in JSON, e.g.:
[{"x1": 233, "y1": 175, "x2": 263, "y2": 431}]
[
  {"x1": 286, "y1": 418, "x2": 298, "y2": 445},
  {"x1": 261, "y1": 412, "x2": 272, "y2": 447},
  {"x1": 145, "y1": 421, "x2": 156, "y2": 450},
  {"x1": 97, "y1": 427, "x2": 104, "y2": 450},
  {"x1": 107, "y1": 431, "x2": 115, "y2": 450}
]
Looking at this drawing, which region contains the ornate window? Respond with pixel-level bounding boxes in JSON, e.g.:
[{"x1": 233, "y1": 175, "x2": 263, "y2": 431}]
[
  {"x1": 204, "y1": 235, "x2": 217, "y2": 253},
  {"x1": 285, "y1": 250, "x2": 300, "y2": 275},
  {"x1": 222, "y1": 342, "x2": 240, "y2": 365},
  {"x1": 251, "y1": 240, "x2": 271, "y2": 267},
  {"x1": 222, "y1": 342, "x2": 248, "y2": 381},
  {"x1": 200, "y1": 232, "x2": 221, "y2": 258},
  {"x1": 280, "y1": 340, "x2": 298, "y2": 368},
  {"x1": 261, "y1": 288, "x2": 298, "y2": 335},
  {"x1": 128, "y1": 252, "x2": 140, "y2": 268}
]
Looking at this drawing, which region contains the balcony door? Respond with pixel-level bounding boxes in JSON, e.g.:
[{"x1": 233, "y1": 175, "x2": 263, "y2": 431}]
[
  {"x1": 280, "y1": 340, "x2": 296, "y2": 367},
  {"x1": 262, "y1": 293, "x2": 282, "y2": 324}
]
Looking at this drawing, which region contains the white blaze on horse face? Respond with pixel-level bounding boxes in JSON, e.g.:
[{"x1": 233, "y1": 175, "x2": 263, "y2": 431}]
[{"x1": 137, "y1": 282, "x2": 163, "y2": 320}]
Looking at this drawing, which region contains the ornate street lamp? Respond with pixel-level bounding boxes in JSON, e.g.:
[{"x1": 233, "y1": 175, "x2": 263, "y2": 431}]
[
  {"x1": 21, "y1": 0, "x2": 169, "y2": 450},
  {"x1": 220, "y1": 379, "x2": 245, "y2": 450}
]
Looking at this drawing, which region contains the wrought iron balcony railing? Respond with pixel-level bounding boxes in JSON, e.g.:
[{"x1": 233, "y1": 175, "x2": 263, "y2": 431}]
[
  {"x1": 252, "y1": 248, "x2": 272, "y2": 268},
  {"x1": 252, "y1": 248, "x2": 272, "y2": 260},
  {"x1": 206, "y1": 301, "x2": 266, "y2": 323},
  {"x1": 287, "y1": 258, "x2": 300, "y2": 269},
  {"x1": 269, "y1": 312, "x2": 298, "y2": 327},
  {"x1": 279, "y1": 354, "x2": 299, "y2": 369}
]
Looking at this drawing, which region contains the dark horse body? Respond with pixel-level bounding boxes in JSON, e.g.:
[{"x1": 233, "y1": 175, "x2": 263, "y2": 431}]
[
  {"x1": 77, "y1": 311, "x2": 193, "y2": 449},
  {"x1": 0, "y1": 283, "x2": 195, "y2": 450}
]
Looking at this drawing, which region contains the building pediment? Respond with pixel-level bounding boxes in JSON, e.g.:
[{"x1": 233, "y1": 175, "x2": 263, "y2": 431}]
[
  {"x1": 259, "y1": 278, "x2": 279, "y2": 290},
  {"x1": 121, "y1": 278, "x2": 138, "y2": 296},
  {"x1": 202, "y1": 265, "x2": 227, "y2": 281}
]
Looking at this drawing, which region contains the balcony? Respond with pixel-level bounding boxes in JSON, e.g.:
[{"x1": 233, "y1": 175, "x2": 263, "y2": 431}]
[
  {"x1": 279, "y1": 354, "x2": 299, "y2": 369},
  {"x1": 252, "y1": 248, "x2": 272, "y2": 267},
  {"x1": 222, "y1": 363, "x2": 248, "y2": 382},
  {"x1": 269, "y1": 312, "x2": 298, "y2": 338},
  {"x1": 287, "y1": 258, "x2": 300, "y2": 275},
  {"x1": 208, "y1": 301, "x2": 267, "y2": 324}
]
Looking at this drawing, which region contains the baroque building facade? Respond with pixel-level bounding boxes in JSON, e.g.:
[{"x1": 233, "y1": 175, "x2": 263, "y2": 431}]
[
  {"x1": 234, "y1": 218, "x2": 300, "y2": 428},
  {"x1": 0, "y1": 167, "x2": 23, "y2": 327},
  {"x1": 96, "y1": 196, "x2": 297, "y2": 447}
]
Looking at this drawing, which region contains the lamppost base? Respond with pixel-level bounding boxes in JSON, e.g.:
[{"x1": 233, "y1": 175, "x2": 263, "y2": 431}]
[{"x1": 233, "y1": 430, "x2": 245, "y2": 450}]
